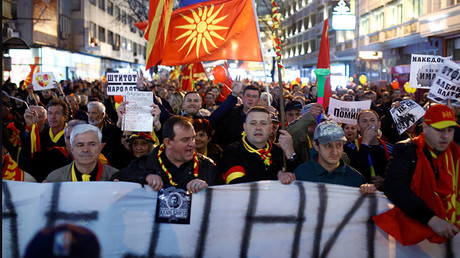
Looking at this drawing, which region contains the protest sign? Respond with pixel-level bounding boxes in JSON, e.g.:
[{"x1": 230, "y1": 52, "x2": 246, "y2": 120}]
[
  {"x1": 427, "y1": 59, "x2": 460, "y2": 107},
  {"x1": 106, "y1": 73, "x2": 137, "y2": 95},
  {"x1": 32, "y1": 72, "x2": 56, "y2": 91},
  {"x1": 327, "y1": 98, "x2": 371, "y2": 124},
  {"x1": 122, "y1": 91, "x2": 154, "y2": 132},
  {"x1": 409, "y1": 54, "x2": 452, "y2": 89},
  {"x1": 390, "y1": 99, "x2": 425, "y2": 135},
  {"x1": 3, "y1": 181, "x2": 459, "y2": 258}
]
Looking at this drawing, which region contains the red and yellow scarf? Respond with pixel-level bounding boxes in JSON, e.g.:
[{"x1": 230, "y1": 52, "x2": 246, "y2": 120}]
[
  {"x1": 157, "y1": 143, "x2": 199, "y2": 186},
  {"x1": 71, "y1": 161, "x2": 103, "y2": 182},
  {"x1": 2, "y1": 154, "x2": 24, "y2": 181},
  {"x1": 373, "y1": 133, "x2": 459, "y2": 245},
  {"x1": 241, "y1": 132, "x2": 273, "y2": 166}
]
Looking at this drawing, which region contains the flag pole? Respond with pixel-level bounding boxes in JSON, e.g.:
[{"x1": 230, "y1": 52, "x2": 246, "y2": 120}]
[
  {"x1": 271, "y1": 0, "x2": 287, "y2": 169},
  {"x1": 251, "y1": 0, "x2": 271, "y2": 106}
]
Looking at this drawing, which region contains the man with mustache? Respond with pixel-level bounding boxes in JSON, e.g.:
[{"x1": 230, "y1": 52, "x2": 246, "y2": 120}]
[
  {"x1": 45, "y1": 124, "x2": 118, "y2": 182},
  {"x1": 374, "y1": 104, "x2": 460, "y2": 245},
  {"x1": 220, "y1": 106, "x2": 298, "y2": 185}
]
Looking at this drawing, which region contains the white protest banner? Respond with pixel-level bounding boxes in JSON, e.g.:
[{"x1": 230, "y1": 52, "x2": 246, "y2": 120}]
[
  {"x1": 32, "y1": 72, "x2": 56, "y2": 91},
  {"x1": 427, "y1": 59, "x2": 460, "y2": 107},
  {"x1": 409, "y1": 54, "x2": 452, "y2": 89},
  {"x1": 106, "y1": 73, "x2": 137, "y2": 96},
  {"x1": 122, "y1": 91, "x2": 154, "y2": 132},
  {"x1": 3, "y1": 181, "x2": 459, "y2": 258},
  {"x1": 328, "y1": 98, "x2": 371, "y2": 124},
  {"x1": 390, "y1": 100, "x2": 425, "y2": 135}
]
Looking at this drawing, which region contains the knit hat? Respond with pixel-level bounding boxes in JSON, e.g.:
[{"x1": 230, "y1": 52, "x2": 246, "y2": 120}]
[
  {"x1": 126, "y1": 132, "x2": 155, "y2": 143},
  {"x1": 424, "y1": 104, "x2": 458, "y2": 129},
  {"x1": 314, "y1": 121, "x2": 347, "y2": 144}
]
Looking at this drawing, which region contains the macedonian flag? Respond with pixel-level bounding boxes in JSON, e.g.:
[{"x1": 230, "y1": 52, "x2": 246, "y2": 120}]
[{"x1": 146, "y1": 0, "x2": 263, "y2": 67}]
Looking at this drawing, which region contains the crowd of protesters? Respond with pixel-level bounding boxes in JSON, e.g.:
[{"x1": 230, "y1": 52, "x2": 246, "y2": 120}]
[{"x1": 2, "y1": 73, "x2": 460, "y2": 242}]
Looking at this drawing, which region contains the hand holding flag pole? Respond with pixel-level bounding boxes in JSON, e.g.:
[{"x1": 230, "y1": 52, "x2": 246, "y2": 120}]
[{"x1": 314, "y1": 68, "x2": 330, "y2": 124}]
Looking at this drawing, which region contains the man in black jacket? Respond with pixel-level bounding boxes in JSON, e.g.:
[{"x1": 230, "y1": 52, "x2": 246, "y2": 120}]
[
  {"x1": 374, "y1": 104, "x2": 459, "y2": 245},
  {"x1": 220, "y1": 106, "x2": 298, "y2": 185},
  {"x1": 113, "y1": 116, "x2": 219, "y2": 193}
]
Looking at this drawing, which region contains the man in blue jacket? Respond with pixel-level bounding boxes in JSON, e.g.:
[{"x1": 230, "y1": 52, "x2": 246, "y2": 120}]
[{"x1": 294, "y1": 121, "x2": 375, "y2": 193}]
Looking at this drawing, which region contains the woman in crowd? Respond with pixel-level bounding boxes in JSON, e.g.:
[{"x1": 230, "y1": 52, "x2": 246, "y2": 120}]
[
  {"x1": 126, "y1": 132, "x2": 156, "y2": 158},
  {"x1": 342, "y1": 123, "x2": 359, "y2": 143},
  {"x1": 192, "y1": 119, "x2": 222, "y2": 164}
]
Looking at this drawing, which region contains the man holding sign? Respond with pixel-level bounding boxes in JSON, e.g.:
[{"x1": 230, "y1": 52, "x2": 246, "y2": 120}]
[{"x1": 374, "y1": 104, "x2": 459, "y2": 245}]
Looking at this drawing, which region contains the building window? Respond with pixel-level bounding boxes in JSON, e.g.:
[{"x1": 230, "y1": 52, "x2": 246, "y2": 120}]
[
  {"x1": 122, "y1": 11, "x2": 127, "y2": 24},
  {"x1": 107, "y1": 1, "x2": 113, "y2": 15},
  {"x1": 310, "y1": 39, "x2": 316, "y2": 52},
  {"x1": 133, "y1": 42, "x2": 138, "y2": 55},
  {"x1": 115, "y1": 6, "x2": 120, "y2": 21},
  {"x1": 72, "y1": 0, "x2": 81, "y2": 11},
  {"x1": 360, "y1": 17, "x2": 369, "y2": 36},
  {"x1": 129, "y1": 16, "x2": 135, "y2": 32},
  {"x1": 127, "y1": 40, "x2": 132, "y2": 51},
  {"x1": 108, "y1": 30, "x2": 114, "y2": 45},
  {"x1": 59, "y1": 15, "x2": 70, "y2": 39},
  {"x1": 375, "y1": 12, "x2": 384, "y2": 31},
  {"x1": 114, "y1": 34, "x2": 120, "y2": 50},
  {"x1": 391, "y1": 4, "x2": 403, "y2": 25},
  {"x1": 98, "y1": 0, "x2": 105, "y2": 10},
  {"x1": 122, "y1": 37, "x2": 127, "y2": 49},
  {"x1": 90, "y1": 22, "x2": 97, "y2": 38},
  {"x1": 413, "y1": 0, "x2": 423, "y2": 18},
  {"x1": 90, "y1": 0, "x2": 96, "y2": 5},
  {"x1": 98, "y1": 26, "x2": 106, "y2": 42}
]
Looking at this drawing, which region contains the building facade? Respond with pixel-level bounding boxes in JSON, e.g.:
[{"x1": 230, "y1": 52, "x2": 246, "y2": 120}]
[
  {"x1": 3, "y1": 0, "x2": 149, "y2": 84},
  {"x1": 279, "y1": 0, "x2": 460, "y2": 88}
]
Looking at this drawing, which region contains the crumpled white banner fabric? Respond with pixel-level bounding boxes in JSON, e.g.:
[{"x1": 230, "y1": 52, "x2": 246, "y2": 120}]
[{"x1": 2, "y1": 180, "x2": 459, "y2": 257}]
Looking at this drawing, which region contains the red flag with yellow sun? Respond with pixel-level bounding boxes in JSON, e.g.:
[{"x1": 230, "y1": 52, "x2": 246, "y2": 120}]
[
  {"x1": 180, "y1": 62, "x2": 207, "y2": 92},
  {"x1": 147, "y1": 0, "x2": 263, "y2": 67}
]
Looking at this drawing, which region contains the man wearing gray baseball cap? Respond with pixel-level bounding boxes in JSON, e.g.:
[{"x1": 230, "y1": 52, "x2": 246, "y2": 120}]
[{"x1": 294, "y1": 121, "x2": 376, "y2": 193}]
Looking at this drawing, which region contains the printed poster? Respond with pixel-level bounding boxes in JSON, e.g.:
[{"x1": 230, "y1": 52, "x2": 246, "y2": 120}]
[
  {"x1": 122, "y1": 91, "x2": 154, "y2": 132},
  {"x1": 106, "y1": 72, "x2": 137, "y2": 95},
  {"x1": 327, "y1": 99, "x2": 371, "y2": 124},
  {"x1": 409, "y1": 54, "x2": 452, "y2": 89},
  {"x1": 155, "y1": 186, "x2": 192, "y2": 224},
  {"x1": 390, "y1": 99, "x2": 425, "y2": 135},
  {"x1": 427, "y1": 59, "x2": 460, "y2": 107},
  {"x1": 32, "y1": 72, "x2": 56, "y2": 91}
]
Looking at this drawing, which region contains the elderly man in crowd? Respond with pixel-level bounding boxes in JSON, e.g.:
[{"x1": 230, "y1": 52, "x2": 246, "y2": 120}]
[{"x1": 45, "y1": 124, "x2": 118, "y2": 182}]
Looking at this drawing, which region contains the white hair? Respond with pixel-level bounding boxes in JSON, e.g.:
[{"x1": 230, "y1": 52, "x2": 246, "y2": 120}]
[
  {"x1": 70, "y1": 124, "x2": 102, "y2": 147},
  {"x1": 87, "y1": 101, "x2": 106, "y2": 114}
]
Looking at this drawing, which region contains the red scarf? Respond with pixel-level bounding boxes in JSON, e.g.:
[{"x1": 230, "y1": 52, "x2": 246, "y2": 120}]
[
  {"x1": 373, "y1": 133, "x2": 459, "y2": 246},
  {"x1": 2, "y1": 154, "x2": 24, "y2": 181}
]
